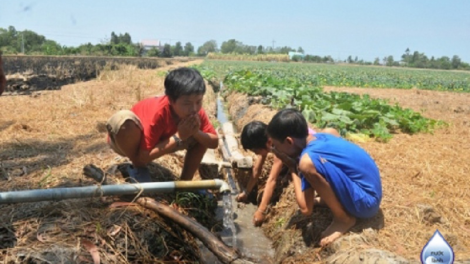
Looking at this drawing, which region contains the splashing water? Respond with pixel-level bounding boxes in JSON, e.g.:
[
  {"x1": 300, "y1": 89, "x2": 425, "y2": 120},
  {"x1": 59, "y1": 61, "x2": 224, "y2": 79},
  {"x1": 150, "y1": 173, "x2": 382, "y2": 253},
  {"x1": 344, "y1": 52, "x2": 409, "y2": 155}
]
[
  {"x1": 217, "y1": 93, "x2": 238, "y2": 249},
  {"x1": 222, "y1": 192, "x2": 237, "y2": 248}
]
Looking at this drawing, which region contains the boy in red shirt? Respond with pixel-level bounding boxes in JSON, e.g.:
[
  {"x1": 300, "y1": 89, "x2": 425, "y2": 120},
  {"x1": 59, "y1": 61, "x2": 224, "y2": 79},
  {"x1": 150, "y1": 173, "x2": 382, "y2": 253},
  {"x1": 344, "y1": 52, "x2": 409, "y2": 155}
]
[{"x1": 106, "y1": 67, "x2": 218, "y2": 182}]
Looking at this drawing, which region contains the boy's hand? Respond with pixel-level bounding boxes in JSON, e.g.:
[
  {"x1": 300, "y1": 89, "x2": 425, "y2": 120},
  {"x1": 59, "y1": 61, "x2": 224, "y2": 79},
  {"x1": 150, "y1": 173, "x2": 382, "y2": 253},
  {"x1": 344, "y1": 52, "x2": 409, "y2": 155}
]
[
  {"x1": 177, "y1": 114, "x2": 200, "y2": 140},
  {"x1": 236, "y1": 192, "x2": 248, "y2": 203},
  {"x1": 253, "y1": 210, "x2": 265, "y2": 227},
  {"x1": 271, "y1": 147, "x2": 297, "y2": 172},
  {"x1": 173, "y1": 135, "x2": 197, "y2": 151}
]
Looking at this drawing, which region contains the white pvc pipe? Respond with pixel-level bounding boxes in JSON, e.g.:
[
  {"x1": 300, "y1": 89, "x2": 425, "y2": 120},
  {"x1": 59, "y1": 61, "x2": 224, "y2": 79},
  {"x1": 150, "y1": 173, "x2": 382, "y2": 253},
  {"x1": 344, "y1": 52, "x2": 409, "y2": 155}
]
[{"x1": 0, "y1": 179, "x2": 230, "y2": 204}]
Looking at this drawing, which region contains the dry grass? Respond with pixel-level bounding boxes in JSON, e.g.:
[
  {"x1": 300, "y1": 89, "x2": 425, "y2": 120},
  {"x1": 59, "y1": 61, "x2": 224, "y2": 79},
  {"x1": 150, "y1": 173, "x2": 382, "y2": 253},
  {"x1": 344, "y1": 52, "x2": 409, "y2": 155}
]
[
  {"x1": 227, "y1": 88, "x2": 470, "y2": 262},
  {"x1": 0, "y1": 59, "x2": 218, "y2": 263}
]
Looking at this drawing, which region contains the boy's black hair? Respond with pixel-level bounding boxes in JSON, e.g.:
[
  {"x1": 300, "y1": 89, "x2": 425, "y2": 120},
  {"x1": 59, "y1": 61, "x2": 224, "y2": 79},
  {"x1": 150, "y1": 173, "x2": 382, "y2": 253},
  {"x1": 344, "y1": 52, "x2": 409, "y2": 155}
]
[
  {"x1": 267, "y1": 109, "x2": 308, "y2": 141},
  {"x1": 164, "y1": 67, "x2": 206, "y2": 101},
  {"x1": 240, "y1": 121, "x2": 268, "y2": 151}
]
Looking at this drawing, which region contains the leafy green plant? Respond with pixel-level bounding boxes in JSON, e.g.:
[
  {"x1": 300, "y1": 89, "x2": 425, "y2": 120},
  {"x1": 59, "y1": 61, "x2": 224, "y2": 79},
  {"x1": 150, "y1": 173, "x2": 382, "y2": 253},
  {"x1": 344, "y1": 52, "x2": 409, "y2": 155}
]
[{"x1": 200, "y1": 61, "x2": 446, "y2": 141}]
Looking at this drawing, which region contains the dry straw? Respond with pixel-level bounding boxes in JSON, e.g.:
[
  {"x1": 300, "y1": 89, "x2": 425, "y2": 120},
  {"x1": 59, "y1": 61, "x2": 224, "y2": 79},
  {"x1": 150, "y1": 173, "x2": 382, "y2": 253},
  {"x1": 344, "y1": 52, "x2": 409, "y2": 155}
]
[{"x1": 0, "y1": 59, "x2": 213, "y2": 263}]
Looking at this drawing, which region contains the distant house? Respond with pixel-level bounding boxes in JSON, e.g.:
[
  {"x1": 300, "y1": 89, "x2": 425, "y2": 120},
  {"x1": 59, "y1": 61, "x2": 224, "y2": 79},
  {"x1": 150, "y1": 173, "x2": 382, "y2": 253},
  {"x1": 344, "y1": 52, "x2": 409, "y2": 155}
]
[
  {"x1": 141, "y1": 39, "x2": 163, "y2": 54},
  {"x1": 288, "y1": 51, "x2": 305, "y2": 60}
]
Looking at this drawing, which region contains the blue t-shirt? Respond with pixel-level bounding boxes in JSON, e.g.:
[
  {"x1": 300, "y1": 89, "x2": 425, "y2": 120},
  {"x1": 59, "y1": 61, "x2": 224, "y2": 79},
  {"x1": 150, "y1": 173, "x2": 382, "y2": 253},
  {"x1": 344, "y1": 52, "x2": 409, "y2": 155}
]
[{"x1": 300, "y1": 133, "x2": 382, "y2": 218}]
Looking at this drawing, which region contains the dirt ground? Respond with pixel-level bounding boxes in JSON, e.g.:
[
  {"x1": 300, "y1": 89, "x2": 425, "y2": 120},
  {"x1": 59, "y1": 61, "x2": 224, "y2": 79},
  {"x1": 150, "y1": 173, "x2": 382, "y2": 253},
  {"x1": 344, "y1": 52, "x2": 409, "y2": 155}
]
[
  {"x1": 0, "y1": 59, "x2": 225, "y2": 263},
  {"x1": 1, "y1": 59, "x2": 469, "y2": 263},
  {"x1": 226, "y1": 87, "x2": 470, "y2": 263}
]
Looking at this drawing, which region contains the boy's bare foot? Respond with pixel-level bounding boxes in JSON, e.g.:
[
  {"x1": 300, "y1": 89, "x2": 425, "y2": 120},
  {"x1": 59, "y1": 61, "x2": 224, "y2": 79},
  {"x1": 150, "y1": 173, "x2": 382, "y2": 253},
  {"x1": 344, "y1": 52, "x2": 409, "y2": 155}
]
[{"x1": 320, "y1": 215, "x2": 356, "y2": 246}]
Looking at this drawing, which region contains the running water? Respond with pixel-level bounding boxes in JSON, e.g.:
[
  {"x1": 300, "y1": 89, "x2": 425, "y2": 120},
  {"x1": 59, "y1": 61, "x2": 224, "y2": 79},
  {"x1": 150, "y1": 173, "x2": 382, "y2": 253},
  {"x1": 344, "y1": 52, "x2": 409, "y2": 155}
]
[
  {"x1": 222, "y1": 192, "x2": 237, "y2": 248},
  {"x1": 217, "y1": 91, "x2": 238, "y2": 249},
  {"x1": 207, "y1": 90, "x2": 274, "y2": 264},
  {"x1": 225, "y1": 168, "x2": 238, "y2": 195}
]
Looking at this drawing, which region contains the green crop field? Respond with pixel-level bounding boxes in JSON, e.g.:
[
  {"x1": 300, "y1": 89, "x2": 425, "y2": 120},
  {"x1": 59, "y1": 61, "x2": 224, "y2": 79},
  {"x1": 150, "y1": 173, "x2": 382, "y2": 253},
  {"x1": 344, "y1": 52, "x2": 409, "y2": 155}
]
[
  {"x1": 195, "y1": 60, "x2": 460, "y2": 141},
  {"x1": 200, "y1": 60, "x2": 470, "y2": 92}
]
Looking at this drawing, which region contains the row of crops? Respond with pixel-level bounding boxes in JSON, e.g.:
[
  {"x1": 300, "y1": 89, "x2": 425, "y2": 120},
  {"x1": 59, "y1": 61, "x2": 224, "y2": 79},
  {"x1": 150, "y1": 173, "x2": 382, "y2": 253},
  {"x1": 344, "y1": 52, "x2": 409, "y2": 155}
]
[
  {"x1": 199, "y1": 60, "x2": 470, "y2": 92},
  {"x1": 194, "y1": 61, "x2": 461, "y2": 141}
]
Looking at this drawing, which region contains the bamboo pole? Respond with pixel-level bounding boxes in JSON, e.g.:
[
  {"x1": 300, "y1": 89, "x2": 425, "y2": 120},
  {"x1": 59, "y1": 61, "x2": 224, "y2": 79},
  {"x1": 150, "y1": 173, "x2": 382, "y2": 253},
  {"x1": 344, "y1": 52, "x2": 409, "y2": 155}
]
[{"x1": 137, "y1": 197, "x2": 255, "y2": 264}]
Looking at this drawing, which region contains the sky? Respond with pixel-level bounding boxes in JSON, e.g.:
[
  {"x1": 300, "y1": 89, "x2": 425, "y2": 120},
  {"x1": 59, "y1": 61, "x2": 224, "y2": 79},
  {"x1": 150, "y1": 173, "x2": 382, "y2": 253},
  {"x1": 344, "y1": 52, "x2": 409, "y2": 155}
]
[{"x1": 1, "y1": 0, "x2": 469, "y2": 62}]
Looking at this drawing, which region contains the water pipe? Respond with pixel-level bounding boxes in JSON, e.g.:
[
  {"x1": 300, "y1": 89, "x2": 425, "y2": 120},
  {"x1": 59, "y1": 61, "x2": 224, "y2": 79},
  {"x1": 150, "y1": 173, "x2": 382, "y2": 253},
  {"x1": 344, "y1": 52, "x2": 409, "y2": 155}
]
[{"x1": 0, "y1": 179, "x2": 230, "y2": 205}]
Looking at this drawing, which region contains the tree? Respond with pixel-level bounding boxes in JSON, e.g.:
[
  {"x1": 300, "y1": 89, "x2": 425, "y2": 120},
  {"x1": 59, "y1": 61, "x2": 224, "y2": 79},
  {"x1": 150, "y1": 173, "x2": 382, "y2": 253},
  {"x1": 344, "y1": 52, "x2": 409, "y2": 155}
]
[
  {"x1": 402, "y1": 48, "x2": 411, "y2": 66},
  {"x1": 77, "y1": 42, "x2": 94, "y2": 55},
  {"x1": 19, "y1": 30, "x2": 47, "y2": 54},
  {"x1": 8, "y1": 26, "x2": 17, "y2": 42},
  {"x1": 265, "y1": 46, "x2": 274, "y2": 54},
  {"x1": 373, "y1": 57, "x2": 381, "y2": 65},
  {"x1": 184, "y1": 42, "x2": 194, "y2": 56},
  {"x1": 162, "y1": 44, "x2": 172, "y2": 57},
  {"x1": 304, "y1": 55, "x2": 322, "y2": 63},
  {"x1": 429, "y1": 56, "x2": 437, "y2": 69},
  {"x1": 291, "y1": 55, "x2": 303, "y2": 62},
  {"x1": 110, "y1": 32, "x2": 119, "y2": 45},
  {"x1": 111, "y1": 43, "x2": 127, "y2": 56},
  {"x1": 451, "y1": 55, "x2": 461, "y2": 69},
  {"x1": 438, "y1": 56, "x2": 451, "y2": 69},
  {"x1": 221, "y1": 39, "x2": 239, "y2": 54},
  {"x1": 0, "y1": 28, "x2": 8, "y2": 46},
  {"x1": 147, "y1": 47, "x2": 160, "y2": 57},
  {"x1": 121, "y1": 33, "x2": 132, "y2": 45},
  {"x1": 279, "y1": 46, "x2": 294, "y2": 54},
  {"x1": 243, "y1": 45, "x2": 256, "y2": 54},
  {"x1": 62, "y1": 45, "x2": 79, "y2": 55},
  {"x1": 173, "y1": 41, "x2": 183, "y2": 56},
  {"x1": 197, "y1": 40, "x2": 218, "y2": 56},
  {"x1": 382, "y1": 57, "x2": 388, "y2": 66},
  {"x1": 110, "y1": 32, "x2": 132, "y2": 45},
  {"x1": 297, "y1": 47, "x2": 304, "y2": 53},
  {"x1": 257, "y1": 45, "x2": 264, "y2": 54},
  {"x1": 322, "y1": 56, "x2": 334, "y2": 63},
  {"x1": 347, "y1": 55, "x2": 353, "y2": 64},
  {"x1": 42, "y1": 40, "x2": 62, "y2": 55},
  {"x1": 410, "y1": 51, "x2": 429, "y2": 68},
  {"x1": 385, "y1": 55, "x2": 394, "y2": 66}
]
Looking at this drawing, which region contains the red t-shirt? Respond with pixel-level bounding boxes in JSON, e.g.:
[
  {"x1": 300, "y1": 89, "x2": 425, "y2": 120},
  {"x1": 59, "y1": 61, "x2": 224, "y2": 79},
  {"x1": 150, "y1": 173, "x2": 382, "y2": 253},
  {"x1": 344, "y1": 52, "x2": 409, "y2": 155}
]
[{"x1": 131, "y1": 96, "x2": 217, "y2": 151}]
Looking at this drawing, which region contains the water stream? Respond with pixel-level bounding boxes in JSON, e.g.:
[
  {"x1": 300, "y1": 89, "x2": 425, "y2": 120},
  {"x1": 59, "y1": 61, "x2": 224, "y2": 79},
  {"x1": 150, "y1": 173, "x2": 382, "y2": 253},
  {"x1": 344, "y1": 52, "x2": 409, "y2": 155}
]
[
  {"x1": 222, "y1": 193, "x2": 237, "y2": 248},
  {"x1": 217, "y1": 92, "x2": 238, "y2": 249},
  {"x1": 205, "y1": 92, "x2": 275, "y2": 263}
]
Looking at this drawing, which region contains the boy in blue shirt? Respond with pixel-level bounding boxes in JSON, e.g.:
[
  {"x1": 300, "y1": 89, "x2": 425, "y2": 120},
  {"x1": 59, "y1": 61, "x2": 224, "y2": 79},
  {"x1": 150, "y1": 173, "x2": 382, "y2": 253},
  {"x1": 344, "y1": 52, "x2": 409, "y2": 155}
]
[
  {"x1": 267, "y1": 109, "x2": 382, "y2": 246},
  {"x1": 238, "y1": 121, "x2": 339, "y2": 227}
]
